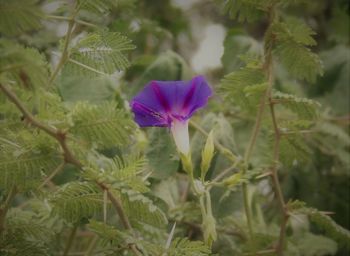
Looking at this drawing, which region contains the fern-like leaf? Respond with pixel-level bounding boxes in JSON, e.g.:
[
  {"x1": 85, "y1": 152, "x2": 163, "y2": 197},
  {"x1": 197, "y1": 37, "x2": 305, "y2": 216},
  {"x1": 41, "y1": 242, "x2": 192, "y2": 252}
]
[
  {"x1": 278, "y1": 133, "x2": 311, "y2": 166},
  {"x1": 289, "y1": 200, "x2": 350, "y2": 248},
  {"x1": 88, "y1": 220, "x2": 134, "y2": 246},
  {"x1": 222, "y1": 0, "x2": 272, "y2": 22},
  {"x1": 272, "y1": 17, "x2": 317, "y2": 46},
  {"x1": 274, "y1": 41, "x2": 323, "y2": 83},
  {"x1": 167, "y1": 238, "x2": 211, "y2": 256},
  {"x1": 77, "y1": 0, "x2": 119, "y2": 14},
  {"x1": 70, "y1": 101, "x2": 135, "y2": 148},
  {"x1": 84, "y1": 154, "x2": 149, "y2": 193},
  {"x1": 50, "y1": 181, "x2": 102, "y2": 223},
  {"x1": 0, "y1": 0, "x2": 42, "y2": 36},
  {"x1": 0, "y1": 131, "x2": 61, "y2": 192},
  {"x1": 220, "y1": 65, "x2": 266, "y2": 112},
  {"x1": 120, "y1": 189, "x2": 168, "y2": 228},
  {"x1": 273, "y1": 91, "x2": 321, "y2": 120},
  {"x1": 0, "y1": 40, "x2": 50, "y2": 89},
  {"x1": 272, "y1": 19, "x2": 323, "y2": 83},
  {"x1": 63, "y1": 31, "x2": 135, "y2": 77},
  {"x1": 6, "y1": 208, "x2": 54, "y2": 243}
]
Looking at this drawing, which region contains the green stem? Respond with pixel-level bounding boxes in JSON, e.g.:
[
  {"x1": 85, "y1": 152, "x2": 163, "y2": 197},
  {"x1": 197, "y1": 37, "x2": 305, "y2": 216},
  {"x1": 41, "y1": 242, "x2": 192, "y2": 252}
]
[
  {"x1": 49, "y1": 4, "x2": 79, "y2": 86},
  {"x1": 63, "y1": 226, "x2": 78, "y2": 256},
  {"x1": 46, "y1": 15, "x2": 98, "y2": 28},
  {"x1": 240, "y1": 4, "x2": 277, "y2": 249},
  {"x1": 84, "y1": 235, "x2": 98, "y2": 256}
]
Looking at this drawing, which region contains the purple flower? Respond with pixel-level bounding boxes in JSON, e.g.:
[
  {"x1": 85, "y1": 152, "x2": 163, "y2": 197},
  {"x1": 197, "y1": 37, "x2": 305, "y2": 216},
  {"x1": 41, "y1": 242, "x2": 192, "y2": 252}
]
[{"x1": 130, "y1": 75, "x2": 212, "y2": 154}]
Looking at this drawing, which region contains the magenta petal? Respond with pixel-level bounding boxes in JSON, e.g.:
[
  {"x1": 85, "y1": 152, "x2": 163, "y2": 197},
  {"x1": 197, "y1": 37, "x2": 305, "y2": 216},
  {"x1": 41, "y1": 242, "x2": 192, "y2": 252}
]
[{"x1": 130, "y1": 75, "x2": 212, "y2": 127}]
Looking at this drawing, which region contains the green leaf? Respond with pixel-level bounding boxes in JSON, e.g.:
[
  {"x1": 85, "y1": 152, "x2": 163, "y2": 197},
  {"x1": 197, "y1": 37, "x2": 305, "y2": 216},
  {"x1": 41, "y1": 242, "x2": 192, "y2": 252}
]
[
  {"x1": 120, "y1": 189, "x2": 168, "y2": 228},
  {"x1": 87, "y1": 219, "x2": 134, "y2": 246},
  {"x1": 77, "y1": 0, "x2": 120, "y2": 14},
  {"x1": 6, "y1": 208, "x2": 54, "y2": 243},
  {"x1": 0, "y1": 131, "x2": 61, "y2": 192},
  {"x1": 272, "y1": 18, "x2": 317, "y2": 46},
  {"x1": 274, "y1": 41, "x2": 323, "y2": 83},
  {"x1": 69, "y1": 101, "x2": 135, "y2": 148},
  {"x1": 273, "y1": 91, "x2": 321, "y2": 120},
  {"x1": 289, "y1": 201, "x2": 350, "y2": 248},
  {"x1": 221, "y1": 0, "x2": 272, "y2": 22},
  {"x1": 50, "y1": 181, "x2": 102, "y2": 223},
  {"x1": 0, "y1": 0, "x2": 42, "y2": 36},
  {"x1": 220, "y1": 65, "x2": 266, "y2": 112},
  {"x1": 0, "y1": 40, "x2": 50, "y2": 89},
  {"x1": 85, "y1": 154, "x2": 149, "y2": 193},
  {"x1": 167, "y1": 238, "x2": 211, "y2": 256},
  {"x1": 63, "y1": 31, "x2": 135, "y2": 77},
  {"x1": 271, "y1": 17, "x2": 322, "y2": 83},
  {"x1": 278, "y1": 133, "x2": 311, "y2": 166}
]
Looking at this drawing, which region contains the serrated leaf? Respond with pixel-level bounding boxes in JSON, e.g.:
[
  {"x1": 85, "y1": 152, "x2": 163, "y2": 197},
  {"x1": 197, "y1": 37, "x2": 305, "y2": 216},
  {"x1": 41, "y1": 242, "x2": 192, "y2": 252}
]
[
  {"x1": 220, "y1": 65, "x2": 266, "y2": 112},
  {"x1": 289, "y1": 201, "x2": 350, "y2": 248},
  {"x1": 273, "y1": 91, "x2": 321, "y2": 120},
  {"x1": 167, "y1": 237, "x2": 211, "y2": 256},
  {"x1": 50, "y1": 181, "x2": 102, "y2": 223},
  {"x1": 63, "y1": 31, "x2": 135, "y2": 77},
  {"x1": 120, "y1": 189, "x2": 168, "y2": 228},
  {"x1": 0, "y1": 131, "x2": 61, "y2": 192},
  {"x1": 278, "y1": 133, "x2": 311, "y2": 166},
  {"x1": 273, "y1": 18, "x2": 317, "y2": 46},
  {"x1": 0, "y1": 40, "x2": 50, "y2": 89},
  {"x1": 0, "y1": 0, "x2": 42, "y2": 36},
  {"x1": 222, "y1": 0, "x2": 271, "y2": 23},
  {"x1": 274, "y1": 41, "x2": 323, "y2": 83},
  {"x1": 69, "y1": 101, "x2": 135, "y2": 148}
]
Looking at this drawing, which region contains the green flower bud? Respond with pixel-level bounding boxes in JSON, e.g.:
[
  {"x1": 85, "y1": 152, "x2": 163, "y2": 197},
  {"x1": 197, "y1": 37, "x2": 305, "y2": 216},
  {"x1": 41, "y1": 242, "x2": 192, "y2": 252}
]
[
  {"x1": 200, "y1": 130, "x2": 215, "y2": 180},
  {"x1": 202, "y1": 213, "x2": 217, "y2": 248}
]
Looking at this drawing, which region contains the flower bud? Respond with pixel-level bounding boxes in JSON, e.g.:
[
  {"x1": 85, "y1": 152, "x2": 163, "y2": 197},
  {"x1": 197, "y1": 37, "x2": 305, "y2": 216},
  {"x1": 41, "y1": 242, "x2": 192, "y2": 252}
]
[
  {"x1": 202, "y1": 213, "x2": 217, "y2": 247},
  {"x1": 200, "y1": 130, "x2": 215, "y2": 180}
]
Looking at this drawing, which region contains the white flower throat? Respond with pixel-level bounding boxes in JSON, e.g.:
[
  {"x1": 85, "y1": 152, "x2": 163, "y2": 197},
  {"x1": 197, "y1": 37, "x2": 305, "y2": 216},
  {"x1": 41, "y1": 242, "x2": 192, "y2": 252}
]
[{"x1": 170, "y1": 119, "x2": 190, "y2": 155}]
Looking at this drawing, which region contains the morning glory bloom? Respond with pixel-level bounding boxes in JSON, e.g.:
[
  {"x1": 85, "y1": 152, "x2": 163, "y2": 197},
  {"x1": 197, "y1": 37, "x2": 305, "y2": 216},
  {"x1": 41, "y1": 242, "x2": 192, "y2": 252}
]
[{"x1": 130, "y1": 75, "x2": 212, "y2": 155}]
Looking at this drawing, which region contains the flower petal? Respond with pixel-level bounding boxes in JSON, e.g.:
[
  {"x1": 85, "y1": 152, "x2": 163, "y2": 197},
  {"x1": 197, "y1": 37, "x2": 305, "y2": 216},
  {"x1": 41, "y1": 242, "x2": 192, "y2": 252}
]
[
  {"x1": 130, "y1": 75, "x2": 212, "y2": 127},
  {"x1": 131, "y1": 101, "x2": 169, "y2": 127}
]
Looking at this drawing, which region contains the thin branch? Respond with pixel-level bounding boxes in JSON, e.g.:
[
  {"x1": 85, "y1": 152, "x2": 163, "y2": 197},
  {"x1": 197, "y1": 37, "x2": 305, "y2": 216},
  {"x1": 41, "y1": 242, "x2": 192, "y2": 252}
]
[
  {"x1": 96, "y1": 182, "x2": 132, "y2": 230},
  {"x1": 212, "y1": 163, "x2": 239, "y2": 183},
  {"x1": 243, "y1": 249, "x2": 276, "y2": 256},
  {"x1": 280, "y1": 130, "x2": 315, "y2": 136},
  {"x1": 265, "y1": 9, "x2": 288, "y2": 254},
  {"x1": 239, "y1": 4, "x2": 277, "y2": 249},
  {"x1": 63, "y1": 225, "x2": 78, "y2": 256},
  {"x1": 0, "y1": 83, "x2": 82, "y2": 167},
  {"x1": 49, "y1": 4, "x2": 79, "y2": 86},
  {"x1": 96, "y1": 183, "x2": 142, "y2": 256},
  {"x1": 38, "y1": 162, "x2": 65, "y2": 189},
  {"x1": 0, "y1": 84, "x2": 57, "y2": 137},
  {"x1": 84, "y1": 235, "x2": 98, "y2": 256},
  {"x1": 45, "y1": 15, "x2": 98, "y2": 28},
  {"x1": 269, "y1": 98, "x2": 288, "y2": 255}
]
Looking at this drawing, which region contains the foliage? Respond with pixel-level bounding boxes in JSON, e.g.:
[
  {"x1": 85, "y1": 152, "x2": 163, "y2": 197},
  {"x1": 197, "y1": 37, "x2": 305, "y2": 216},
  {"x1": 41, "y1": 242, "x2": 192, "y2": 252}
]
[{"x1": 0, "y1": 0, "x2": 349, "y2": 255}]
